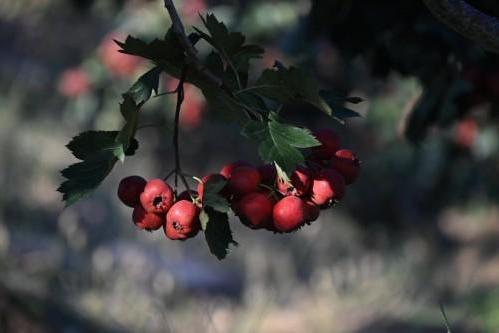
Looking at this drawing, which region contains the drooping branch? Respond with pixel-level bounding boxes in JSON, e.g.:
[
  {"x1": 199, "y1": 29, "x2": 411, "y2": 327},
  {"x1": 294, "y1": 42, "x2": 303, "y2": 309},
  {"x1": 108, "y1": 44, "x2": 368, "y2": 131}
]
[{"x1": 423, "y1": 0, "x2": 499, "y2": 54}]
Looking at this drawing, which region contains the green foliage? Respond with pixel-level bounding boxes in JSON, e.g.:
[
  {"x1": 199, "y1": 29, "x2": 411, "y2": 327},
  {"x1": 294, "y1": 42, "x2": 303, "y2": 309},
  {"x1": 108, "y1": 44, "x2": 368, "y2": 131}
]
[
  {"x1": 242, "y1": 113, "x2": 320, "y2": 173},
  {"x1": 195, "y1": 14, "x2": 264, "y2": 88},
  {"x1": 115, "y1": 94, "x2": 140, "y2": 162},
  {"x1": 202, "y1": 207, "x2": 238, "y2": 260},
  {"x1": 127, "y1": 66, "x2": 161, "y2": 104},
  {"x1": 254, "y1": 63, "x2": 333, "y2": 115},
  {"x1": 58, "y1": 131, "x2": 129, "y2": 206},
  {"x1": 201, "y1": 176, "x2": 230, "y2": 213},
  {"x1": 321, "y1": 91, "x2": 363, "y2": 121},
  {"x1": 199, "y1": 175, "x2": 235, "y2": 260}
]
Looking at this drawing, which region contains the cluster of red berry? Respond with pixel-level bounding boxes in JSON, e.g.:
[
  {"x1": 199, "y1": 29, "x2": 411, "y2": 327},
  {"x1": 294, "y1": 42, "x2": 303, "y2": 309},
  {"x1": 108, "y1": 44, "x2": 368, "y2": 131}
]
[{"x1": 117, "y1": 129, "x2": 360, "y2": 240}]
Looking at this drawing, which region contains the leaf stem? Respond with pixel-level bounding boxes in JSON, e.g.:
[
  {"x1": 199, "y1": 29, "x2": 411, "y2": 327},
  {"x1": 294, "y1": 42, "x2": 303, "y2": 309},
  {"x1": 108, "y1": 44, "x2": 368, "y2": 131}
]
[
  {"x1": 234, "y1": 85, "x2": 282, "y2": 96},
  {"x1": 154, "y1": 90, "x2": 177, "y2": 98}
]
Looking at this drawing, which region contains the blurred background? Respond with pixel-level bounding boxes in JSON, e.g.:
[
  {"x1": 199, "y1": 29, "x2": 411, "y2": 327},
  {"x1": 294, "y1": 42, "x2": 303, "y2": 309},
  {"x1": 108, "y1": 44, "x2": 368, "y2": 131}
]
[{"x1": 1, "y1": 0, "x2": 499, "y2": 332}]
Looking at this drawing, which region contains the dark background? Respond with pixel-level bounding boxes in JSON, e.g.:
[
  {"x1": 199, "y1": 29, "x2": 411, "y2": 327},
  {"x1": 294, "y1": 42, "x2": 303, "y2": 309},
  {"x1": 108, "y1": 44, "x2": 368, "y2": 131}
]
[{"x1": 1, "y1": 0, "x2": 499, "y2": 332}]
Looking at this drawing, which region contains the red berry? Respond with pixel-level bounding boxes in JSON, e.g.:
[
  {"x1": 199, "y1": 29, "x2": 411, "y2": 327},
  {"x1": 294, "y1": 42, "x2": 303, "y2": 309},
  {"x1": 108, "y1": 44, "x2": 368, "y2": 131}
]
[
  {"x1": 234, "y1": 192, "x2": 275, "y2": 229},
  {"x1": 304, "y1": 200, "x2": 320, "y2": 223},
  {"x1": 58, "y1": 67, "x2": 91, "y2": 98},
  {"x1": 331, "y1": 149, "x2": 360, "y2": 184},
  {"x1": 219, "y1": 160, "x2": 252, "y2": 179},
  {"x1": 164, "y1": 200, "x2": 200, "y2": 240},
  {"x1": 132, "y1": 205, "x2": 164, "y2": 231},
  {"x1": 277, "y1": 166, "x2": 311, "y2": 197},
  {"x1": 99, "y1": 33, "x2": 141, "y2": 77},
  {"x1": 117, "y1": 176, "x2": 147, "y2": 207},
  {"x1": 197, "y1": 174, "x2": 227, "y2": 201},
  {"x1": 272, "y1": 196, "x2": 307, "y2": 232},
  {"x1": 227, "y1": 166, "x2": 261, "y2": 196},
  {"x1": 258, "y1": 163, "x2": 277, "y2": 185},
  {"x1": 310, "y1": 168, "x2": 346, "y2": 206},
  {"x1": 177, "y1": 190, "x2": 198, "y2": 202},
  {"x1": 311, "y1": 129, "x2": 341, "y2": 160},
  {"x1": 140, "y1": 179, "x2": 174, "y2": 214}
]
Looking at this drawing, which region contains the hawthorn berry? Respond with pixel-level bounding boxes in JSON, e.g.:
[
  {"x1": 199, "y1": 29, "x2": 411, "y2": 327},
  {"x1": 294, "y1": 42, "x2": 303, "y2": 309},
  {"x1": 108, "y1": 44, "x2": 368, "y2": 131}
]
[
  {"x1": 277, "y1": 166, "x2": 311, "y2": 197},
  {"x1": 272, "y1": 196, "x2": 307, "y2": 233},
  {"x1": 310, "y1": 168, "x2": 346, "y2": 207},
  {"x1": 227, "y1": 166, "x2": 261, "y2": 196},
  {"x1": 99, "y1": 33, "x2": 141, "y2": 77},
  {"x1": 234, "y1": 192, "x2": 274, "y2": 229},
  {"x1": 219, "y1": 160, "x2": 252, "y2": 179},
  {"x1": 132, "y1": 205, "x2": 164, "y2": 231},
  {"x1": 258, "y1": 163, "x2": 277, "y2": 185},
  {"x1": 304, "y1": 200, "x2": 320, "y2": 223},
  {"x1": 58, "y1": 67, "x2": 91, "y2": 98},
  {"x1": 117, "y1": 176, "x2": 147, "y2": 207},
  {"x1": 140, "y1": 179, "x2": 174, "y2": 214},
  {"x1": 164, "y1": 200, "x2": 201, "y2": 240},
  {"x1": 330, "y1": 149, "x2": 360, "y2": 184},
  {"x1": 311, "y1": 128, "x2": 341, "y2": 160}
]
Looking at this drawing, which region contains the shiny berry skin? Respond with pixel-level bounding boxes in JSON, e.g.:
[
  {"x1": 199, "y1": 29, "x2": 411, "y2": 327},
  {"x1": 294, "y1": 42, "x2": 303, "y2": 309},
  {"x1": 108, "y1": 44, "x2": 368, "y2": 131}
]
[
  {"x1": 234, "y1": 192, "x2": 275, "y2": 229},
  {"x1": 310, "y1": 168, "x2": 346, "y2": 206},
  {"x1": 164, "y1": 200, "x2": 201, "y2": 240},
  {"x1": 277, "y1": 166, "x2": 311, "y2": 197},
  {"x1": 139, "y1": 179, "x2": 174, "y2": 214},
  {"x1": 304, "y1": 200, "x2": 320, "y2": 223},
  {"x1": 197, "y1": 174, "x2": 227, "y2": 200},
  {"x1": 258, "y1": 164, "x2": 277, "y2": 185},
  {"x1": 311, "y1": 129, "x2": 341, "y2": 160},
  {"x1": 272, "y1": 196, "x2": 307, "y2": 232},
  {"x1": 117, "y1": 176, "x2": 147, "y2": 207},
  {"x1": 331, "y1": 149, "x2": 360, "y2": 184},
  {"x1": 227, "y1": 166, "x2": 261, "y2": 196},
  {"x1": 132, "y1": 205, "x2": 164, "y2": 231},
  {"x1": 219, "y1": 160, "x2": 252, "y2": 179}
]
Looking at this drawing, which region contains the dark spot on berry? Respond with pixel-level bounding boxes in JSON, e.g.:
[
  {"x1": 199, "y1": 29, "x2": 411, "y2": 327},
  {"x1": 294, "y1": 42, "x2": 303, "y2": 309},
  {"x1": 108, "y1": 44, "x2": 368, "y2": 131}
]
[{"x1": 153, "y1": 196, "x2": 163, "y2": 207}]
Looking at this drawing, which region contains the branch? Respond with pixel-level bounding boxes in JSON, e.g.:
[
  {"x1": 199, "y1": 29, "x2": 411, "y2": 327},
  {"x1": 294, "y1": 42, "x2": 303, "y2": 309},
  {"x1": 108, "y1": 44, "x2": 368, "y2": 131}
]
[
  {"x1": 163, "y1": 0, "x2": 227, "y2": 91},
  {"x1": 423, "y1": 0, "x2": 499, "y2": 54},
  {"x1": 173, "y1": 64, "x2": 192, "y2": 192}
]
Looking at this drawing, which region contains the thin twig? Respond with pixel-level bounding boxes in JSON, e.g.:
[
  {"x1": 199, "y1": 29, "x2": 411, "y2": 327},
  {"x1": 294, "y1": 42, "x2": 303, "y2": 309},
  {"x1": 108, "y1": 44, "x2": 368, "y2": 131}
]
[
  {"x1": 154, "y1": 90, "x2": 178, "y2": 98},
  {"x1": 172, "y1": 64, "x2": 192, "y2": 192},
  {"x1": 439, "y1": 302, "x2": 452, "y2": 333},
  {"x1": 163, "y1": 169, "x2": 175, "y2": 181}
]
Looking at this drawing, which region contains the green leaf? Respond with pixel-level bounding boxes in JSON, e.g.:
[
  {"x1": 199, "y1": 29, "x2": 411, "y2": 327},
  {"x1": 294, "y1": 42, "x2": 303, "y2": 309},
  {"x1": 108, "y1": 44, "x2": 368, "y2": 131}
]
[
  {"x1": 202, "y1": 177, "x2": 230, "y2": 213},
  {"x1": 242, "y1": 114, "x2": 320, "y2": 173},
  {"x1": 196, "y1": 14, "x2": 263, "y2": 87},
  {"x1": 58, "y1": 153, "x2": 118, "y2": 207},
  {"x1": 115, "y1": 94, "x2": 140, "y2": 162},
  {"x1": 66, "y1": 131, "x2": 122, "y2": 160},
  {"x1": 254, "y1": 64, "x2": 332, "y2": 115},
  {"x1": 202, "y1": 207, "x2": 238, "y2": 260},
  {"x1": 128, "y1": 67, "x2": 161, "y2": 104},
  {"x1": 320, "y1": 91, "x2": 362, "y2": 120},
  {"x1": 115, "y1": 30, "x2": 184, "y2": 65},
  {"x1": 59, "y1": 116, "x2": 141, "y2": 206},
  {"x1": 274, "y1": 162, "x2": 290, "y2": 183}
]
